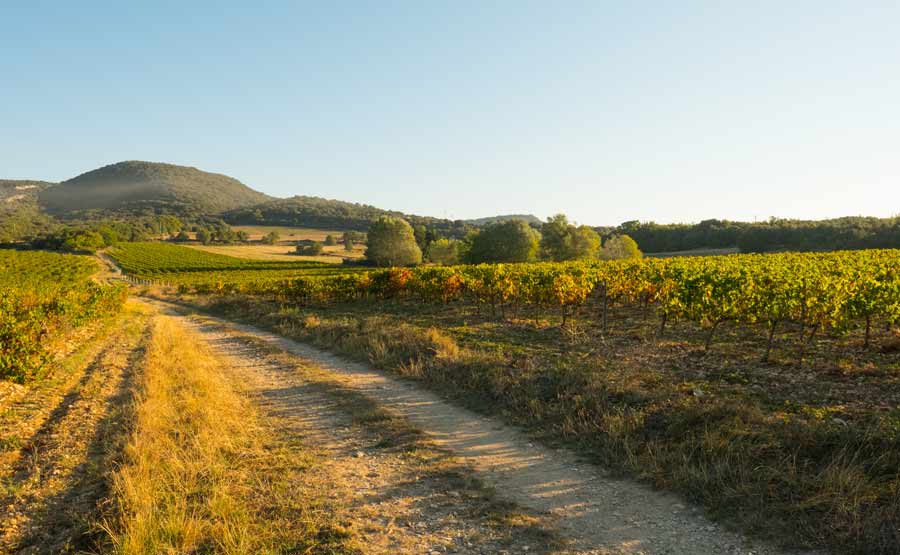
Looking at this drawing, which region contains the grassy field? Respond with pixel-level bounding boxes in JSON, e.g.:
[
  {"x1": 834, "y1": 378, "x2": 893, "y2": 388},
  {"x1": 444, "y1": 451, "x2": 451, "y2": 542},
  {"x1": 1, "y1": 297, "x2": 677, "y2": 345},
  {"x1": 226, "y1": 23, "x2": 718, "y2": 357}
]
[
  {"x1": 230, "y1": 225, "x2": 351, "y2": 241},
  {"x1": 106, "y1": 314, "x2": 356, "y2": 554},
  {"x1": 109, "y1": 242, "x2": 367, "y2": 286},
  {"x1": 188, "y1": 242, "x2": 366, "y2": 263}
]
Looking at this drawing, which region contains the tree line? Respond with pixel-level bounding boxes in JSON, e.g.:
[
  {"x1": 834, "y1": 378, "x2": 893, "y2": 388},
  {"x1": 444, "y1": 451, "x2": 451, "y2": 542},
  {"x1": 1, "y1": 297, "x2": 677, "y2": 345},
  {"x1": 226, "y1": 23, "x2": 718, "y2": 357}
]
[
  {"x1": 363, "y1": 215, "x2": 641, "y2": 267},
  {"x1": 611, "y1": 216, "x2": 900, "y2": 253}
]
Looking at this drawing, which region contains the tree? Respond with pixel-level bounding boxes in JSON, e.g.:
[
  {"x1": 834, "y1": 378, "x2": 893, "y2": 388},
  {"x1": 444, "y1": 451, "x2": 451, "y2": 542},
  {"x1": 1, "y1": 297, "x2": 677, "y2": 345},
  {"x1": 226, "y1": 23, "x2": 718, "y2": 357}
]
[
  {"x1": 174, "y1": 230, "x2": 191, "y2": 242},
  {"x1": 540, "y1": 214, "x2": 602, "y2": 261},
  {"x1": 365, "y1": 216, "x2": 423, "y2": 266},
  {"x1": 343, "y1": 235, "x2": 354, "y2": 251},
  {"x1": 296, "y1": 241, "x2": 324, "y2": 256},
  {"x1": 540, "y1": 214, "x2": 571, "y2": 261},
  {"x1": 569, "y1": 226, "x2": 602, "y2": 259},
  {"x1": 61, "y1": 230, "x2": 105, "y2": 253},
  {"x1": 413, "y1": 224, "x2": 429, "y2": 252},
  {"x1": 262, "y1": 231, "x2": 280, "y2": 245},
  {"x1": 324, "y1": 234, "x2": 337, "y2": 246},
  {"x1": 236, "y1": 230, "x2": 251, "y2": 243},
  {"x1": 426, "y1": 238, "x2": 462, "y2": 265},
  {"x1": 466, "y1": 220, "x2": 541, "y2": 263},
  {"x1": 601, "y1": 234, "x2": 642, "y2": 260},
  {"x1": 196, "y1": 228, "x2": 212, "y2": 245}
]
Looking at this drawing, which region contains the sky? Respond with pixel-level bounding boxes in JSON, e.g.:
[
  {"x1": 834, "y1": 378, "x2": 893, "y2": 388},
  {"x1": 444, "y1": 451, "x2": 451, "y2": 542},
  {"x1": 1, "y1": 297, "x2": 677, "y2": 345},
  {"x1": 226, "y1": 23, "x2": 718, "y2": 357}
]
[{"x1": 2, "y1": 1, "x2": 899, "y2": 227}]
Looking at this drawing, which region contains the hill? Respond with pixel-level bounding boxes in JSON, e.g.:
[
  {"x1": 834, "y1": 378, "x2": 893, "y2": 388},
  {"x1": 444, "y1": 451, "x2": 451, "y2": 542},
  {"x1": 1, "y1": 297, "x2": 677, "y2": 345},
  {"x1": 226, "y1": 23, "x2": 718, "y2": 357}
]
[
  {"x1": 38, "y1": 161, "x2": 271, "y2": 219},
  {"x1": 224, "y1": 195, "x2": 474, "y2": 237},
  {"x1": 0, "y1": 180, "x2": 56, "y2": 242},
  {"x1": 463, "y1": 214, "x2": 542, "y2": 226}
]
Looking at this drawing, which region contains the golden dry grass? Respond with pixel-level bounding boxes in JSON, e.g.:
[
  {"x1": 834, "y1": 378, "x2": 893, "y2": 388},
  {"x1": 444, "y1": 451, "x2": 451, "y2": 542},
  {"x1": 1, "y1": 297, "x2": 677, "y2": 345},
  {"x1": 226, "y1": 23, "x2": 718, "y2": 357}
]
[
  {"x1": 230, "y1": 225, "x2": 346, "y2": 241},
  {"x1": 105, "y1": 315, "x2": 355, "y2": 554},
  {"x1": 187, "y1": 243, "x2": 365, "y2": 263}
]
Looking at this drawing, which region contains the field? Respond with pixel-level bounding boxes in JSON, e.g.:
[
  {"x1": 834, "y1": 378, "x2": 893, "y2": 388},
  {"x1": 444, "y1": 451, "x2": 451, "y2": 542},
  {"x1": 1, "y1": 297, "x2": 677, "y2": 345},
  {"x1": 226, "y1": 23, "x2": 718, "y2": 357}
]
[
  {"x1": 229, "y1": 225, "x2": 350, "y2": 241},
  {"x1": 7, "y1": 242, "x2": 900, "y2": 554},
  {"x1": 109, "y1": 242, "x2": 367, "y2": 286},
  {"x1": 0, "y1": 249, "x2": 126, "y2": 383},
  {"x1": 188, "y1": 242, "x2": 366, "y2": 262},
  {"x1": 114, "y1": 243, "x2": 900, "y2": 554}
]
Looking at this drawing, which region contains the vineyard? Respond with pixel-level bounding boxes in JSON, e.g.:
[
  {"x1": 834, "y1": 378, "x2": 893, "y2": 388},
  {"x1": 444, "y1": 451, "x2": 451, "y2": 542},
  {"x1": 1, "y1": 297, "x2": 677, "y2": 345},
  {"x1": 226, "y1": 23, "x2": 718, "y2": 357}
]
[
  {"x1": 0, "y1": 250, "x2": 127, "y2": 383},
  {"x1": 109, "y1": 242, "x2": 367, "y2": 287},
  {"x1": 113, "y1": 242, "x2": 900, "y2": 357}
]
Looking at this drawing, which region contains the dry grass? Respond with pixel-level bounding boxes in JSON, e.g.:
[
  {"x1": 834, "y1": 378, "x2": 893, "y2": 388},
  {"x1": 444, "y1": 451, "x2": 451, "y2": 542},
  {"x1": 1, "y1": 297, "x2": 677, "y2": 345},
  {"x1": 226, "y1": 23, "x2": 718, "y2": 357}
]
[
  {"x1": 104, "y1": 315, "x2": 356, "y2": 554},
  {"x1": 190, "y1": 295, "x2": 900, "y2": 555},
  {"x1": 230, "y1": 225, "x2": 348, "y2": 241},
  {"x1": 188, "y1": 242, "x2": 365, "y2": 263}
]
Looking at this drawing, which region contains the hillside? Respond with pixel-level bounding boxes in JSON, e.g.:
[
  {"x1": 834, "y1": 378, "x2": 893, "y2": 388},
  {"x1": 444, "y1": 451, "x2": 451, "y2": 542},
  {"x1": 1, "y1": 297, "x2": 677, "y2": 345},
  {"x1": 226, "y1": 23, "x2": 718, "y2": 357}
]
[
  {"x1": 38, "y1": 161, "x2": 271, "y2": 219},
  {"x1": 0, "y1": 180, "x2": 56, "y2": 242},
  {"x1": 224, "y1": 195, "x2": 474, "y2": 237},
  {"x1": 464, "y1": 214, "x2": 542, "y2": 226}
]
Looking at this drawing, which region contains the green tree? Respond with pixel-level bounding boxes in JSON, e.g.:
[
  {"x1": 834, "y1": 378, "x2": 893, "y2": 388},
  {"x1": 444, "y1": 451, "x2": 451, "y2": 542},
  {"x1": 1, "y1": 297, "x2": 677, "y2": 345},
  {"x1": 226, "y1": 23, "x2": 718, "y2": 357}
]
[
  {"x1": 413, "y1": 224, "x2": 429, "y2": 252},
  {"x1": 236, "y1": 230, "x2": 251, "y2": 243},
  {"x1": 601, "y1": 234, "x2": 643, "y2": 260},
  {"x1": 540, "y1": 214, "x2": 601, "y2": 261},
  {"x1": 196, "y1": 228, "x2": 212, "y2": 245},
  {"x1": 61, "y1": 230, "x2": 106, "y2": 253},
  {"x1": 466, "y1": 220, "x2": 541, "y2": 263},
  {"x1": 295, "y1": 241, "x2": 324, "y2": 255},
  {"x1": 426, "y1": 238, "x2": 462, "y2": 265},
  {"x1": 343, "y1": 235, "x2": 354, "y2": 251},
  {"x1": 365, "y1": 216, "x2": 423, "y2": 266},
  {"x1": 324, "y1": 234, "x2": 337, "y2": 246},
  {"x1": 174, "y1": 230, "x2": 191, "y2": 242},
  {"x1": 540, "y1": 214, "x2": 571, "y2": 261},
  {"x1": 262, "y1": 231, "x2": 280, "y2": 245}
]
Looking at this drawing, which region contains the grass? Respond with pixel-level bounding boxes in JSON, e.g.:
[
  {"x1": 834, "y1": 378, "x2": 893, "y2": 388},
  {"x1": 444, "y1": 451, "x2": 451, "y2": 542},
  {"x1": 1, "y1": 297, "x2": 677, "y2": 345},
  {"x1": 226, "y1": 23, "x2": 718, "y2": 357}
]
[
  {"x1": 216, "y1": 325, "x2": 563, "y2": 553},
  {"x1": 104, "y1": 315, "x2": 357, "y2": 555},
  {"x1": 188, "y1": 242, "x2": 365, "y2": 263},
  {"x1": 167, "y1": 292, "x2": 900, "y2": 555},
  {"x1": 230, "y1": 225, "x2": 349, "y2": 241}
]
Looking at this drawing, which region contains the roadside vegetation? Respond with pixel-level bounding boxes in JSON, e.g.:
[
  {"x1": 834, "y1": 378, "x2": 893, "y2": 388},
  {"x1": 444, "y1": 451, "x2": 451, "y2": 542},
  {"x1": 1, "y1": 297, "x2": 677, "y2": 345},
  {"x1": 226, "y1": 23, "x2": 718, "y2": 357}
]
[
  {"x1": 0, "y1": 250, "x2": 126, "y2": 383},
  {"x1": 105, "y1": 315, "x2": 357, "y2": 555},
  {"x1": 175, "y1": 291, "x2": 900, "y2": 555},
  {"x1": 127, "y1": 239, "x2": 900, "y2": 554}
]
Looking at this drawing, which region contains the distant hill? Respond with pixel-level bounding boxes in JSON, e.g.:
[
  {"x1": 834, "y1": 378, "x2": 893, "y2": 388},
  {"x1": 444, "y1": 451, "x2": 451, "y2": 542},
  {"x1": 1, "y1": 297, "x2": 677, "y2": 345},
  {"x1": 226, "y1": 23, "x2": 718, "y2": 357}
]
[
  {"x1": 464, "y1": 214, "x2": 542, "y2": 226},
  {"x1": 0, "y1": 180, "x2": 56, "y2": 242},
  {"x1": 39, "y1": 161, "x2": 271, "y2": 219},
  {"x1": 224, "y1": 195, "x2": 474, "y2": 237},
  {"x1": 1, "y1": 180, "x2": 52, "y2": 202}
]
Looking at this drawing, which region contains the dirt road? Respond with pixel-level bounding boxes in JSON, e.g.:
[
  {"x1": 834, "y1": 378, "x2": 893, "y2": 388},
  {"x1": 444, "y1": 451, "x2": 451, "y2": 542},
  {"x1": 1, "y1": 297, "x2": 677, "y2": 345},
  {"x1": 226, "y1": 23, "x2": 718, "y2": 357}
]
[{"x1": 144, "y1": 298, "x2": 822, "y2": 555}]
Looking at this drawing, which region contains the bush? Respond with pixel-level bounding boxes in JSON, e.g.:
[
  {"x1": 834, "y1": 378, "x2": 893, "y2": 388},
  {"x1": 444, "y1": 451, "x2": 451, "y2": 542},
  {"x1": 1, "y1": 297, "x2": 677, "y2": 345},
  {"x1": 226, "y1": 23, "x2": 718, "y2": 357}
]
[
  {"x1": 467, "y1": 220, "x2": 540, "y2": 263},
  {"x1": 295, "y1": 242, "x2": 324, "y2": 256},
  {"x1": 365, "y1": 217, "x2": 422, "y2": 266}
]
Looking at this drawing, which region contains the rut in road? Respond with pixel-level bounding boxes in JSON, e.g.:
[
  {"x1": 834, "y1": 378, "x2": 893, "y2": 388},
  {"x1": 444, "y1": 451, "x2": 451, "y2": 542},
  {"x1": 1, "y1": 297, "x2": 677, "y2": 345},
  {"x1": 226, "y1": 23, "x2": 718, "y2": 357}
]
[{"x1": 148, "y1": 298, "x2": 823, "y2": 555}]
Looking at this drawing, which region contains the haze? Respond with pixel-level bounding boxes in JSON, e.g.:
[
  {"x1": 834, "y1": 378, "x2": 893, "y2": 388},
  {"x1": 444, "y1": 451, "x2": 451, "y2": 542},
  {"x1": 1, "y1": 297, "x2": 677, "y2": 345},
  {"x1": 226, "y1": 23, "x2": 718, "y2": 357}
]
[{"x1": 2, "y1": 1, "x2": 898, "y2": 226}]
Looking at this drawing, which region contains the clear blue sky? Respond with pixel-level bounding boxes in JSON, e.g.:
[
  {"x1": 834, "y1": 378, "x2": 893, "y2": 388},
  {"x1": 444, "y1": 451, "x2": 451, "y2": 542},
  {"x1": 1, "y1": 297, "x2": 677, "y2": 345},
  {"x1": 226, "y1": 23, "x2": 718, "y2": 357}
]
[{"x1": 2, "y1": 1, "x2": 898, "y2": 226}]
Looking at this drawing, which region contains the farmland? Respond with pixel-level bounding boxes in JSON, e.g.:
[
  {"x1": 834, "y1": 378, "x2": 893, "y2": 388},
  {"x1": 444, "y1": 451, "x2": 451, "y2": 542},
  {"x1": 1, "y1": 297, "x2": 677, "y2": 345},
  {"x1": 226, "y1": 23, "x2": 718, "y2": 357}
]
[
  {"x1": 229, "y1": 225, "x2": 350, "y2": 241},
  {"x1": 0, "y1": 250, "x2": 126, "y2": 383},
  {"x1": 113, "y1": 243, "x2": 900, "y2": 554},
  {"x1": 187, "y1": 242, "x2": 366, "y2": 263},
  {"x1": 109, "y1": 242, "x2": 367, "y2": 286},
  {"x1": 7, "y1": 242, "x2": 900, "y2": 554}
]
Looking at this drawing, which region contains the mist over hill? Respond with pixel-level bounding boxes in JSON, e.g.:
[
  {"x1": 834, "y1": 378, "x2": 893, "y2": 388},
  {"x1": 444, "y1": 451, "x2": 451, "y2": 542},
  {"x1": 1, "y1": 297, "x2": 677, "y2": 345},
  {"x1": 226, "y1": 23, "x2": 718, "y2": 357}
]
[{"x1": 38, "y1": 161, "x2": 272, "y2": 218}]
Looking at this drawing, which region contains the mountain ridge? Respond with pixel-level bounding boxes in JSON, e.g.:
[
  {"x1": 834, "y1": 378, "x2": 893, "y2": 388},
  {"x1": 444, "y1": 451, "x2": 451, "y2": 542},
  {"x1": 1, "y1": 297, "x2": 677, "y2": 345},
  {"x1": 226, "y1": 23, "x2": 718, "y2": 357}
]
[{"x1": 38, "y1": 161, "x2": 272, "y2": 218}]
